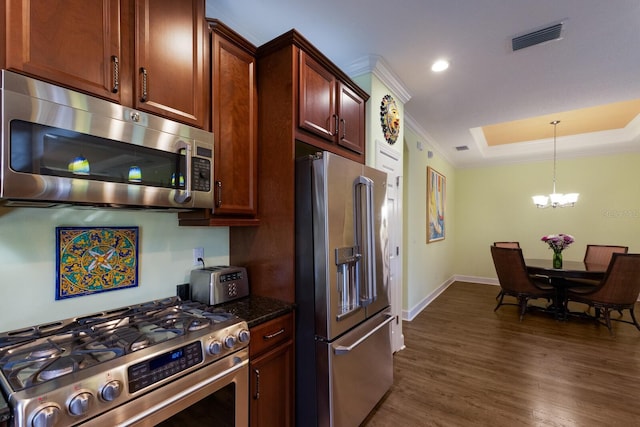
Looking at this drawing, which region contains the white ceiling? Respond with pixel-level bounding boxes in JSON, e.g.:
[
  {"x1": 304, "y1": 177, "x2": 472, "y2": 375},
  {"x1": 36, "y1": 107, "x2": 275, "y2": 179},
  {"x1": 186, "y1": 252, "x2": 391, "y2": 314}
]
[{"x1": 205, "y1": 0, "x2": 640, "y2": 167}]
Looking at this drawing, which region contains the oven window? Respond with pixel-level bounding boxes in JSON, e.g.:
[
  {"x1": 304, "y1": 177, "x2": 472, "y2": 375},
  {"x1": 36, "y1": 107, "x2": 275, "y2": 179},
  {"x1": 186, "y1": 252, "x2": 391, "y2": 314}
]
[
  {"x1": 156, "y1": 382, "x2": 235, "y2": 427},
  {"x1": 9, "y1": 120, "x2": 186, "y2": 189}
]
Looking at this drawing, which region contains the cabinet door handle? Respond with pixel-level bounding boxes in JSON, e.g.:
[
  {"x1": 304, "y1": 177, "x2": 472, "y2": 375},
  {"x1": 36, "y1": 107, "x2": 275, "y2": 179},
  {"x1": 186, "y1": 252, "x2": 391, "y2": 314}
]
[
  {"x1": 333, "y1": 114, "x2": 339, "y2": 136},
  {"x1": 111, "y1": 56, "x2": 119, "y2": 93},
  {"x1": 340, "y1": 118, "x2": 346, "y2": 139},
  {"x1": 253, "y1": 368, "x2": 260, "y2": 400},
  {"x1": 215, "y1": 181, "x2": 222, "y2": 208},
  {"x1": 263, "y1": 328, "x2": 285, "y2": 340},
  {"x1": 140, "y1": 67, "x2": 148, "y2": 102}
]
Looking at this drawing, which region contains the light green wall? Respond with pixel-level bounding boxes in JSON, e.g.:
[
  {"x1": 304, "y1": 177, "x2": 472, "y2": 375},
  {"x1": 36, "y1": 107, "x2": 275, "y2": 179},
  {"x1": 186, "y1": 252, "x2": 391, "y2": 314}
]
[
  {"x1": 0, "y1": 207, "x2": 229, "y2": 331},
  {"x1": 352, "y1": 73, "x2": 375, "y2": 165},
  {"x1": 399, "y1": 138, "x2": 639, "y2": 316},
  {"x1": 403, "y1": 126, "x2": 456, "y2": 314},
  {"x1": 454, "y1": 153, "x2": 640, "y2": 278},
  {"x1": 353, "y1": 73, "x2": 404, "y2": 167}
]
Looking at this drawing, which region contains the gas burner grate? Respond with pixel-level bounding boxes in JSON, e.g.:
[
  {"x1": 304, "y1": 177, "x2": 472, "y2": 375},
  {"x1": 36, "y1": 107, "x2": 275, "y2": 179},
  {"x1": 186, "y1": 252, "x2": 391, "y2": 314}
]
[{"x1": 0, "y1": 296, "x2": 242, "y2": 391}]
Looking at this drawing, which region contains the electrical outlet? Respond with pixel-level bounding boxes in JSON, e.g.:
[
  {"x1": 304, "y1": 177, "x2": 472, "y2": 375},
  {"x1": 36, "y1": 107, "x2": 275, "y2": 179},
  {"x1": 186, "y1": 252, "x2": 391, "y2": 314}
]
[{"x1": 193, "y1": 247, "x2": 204, "y2": 265}]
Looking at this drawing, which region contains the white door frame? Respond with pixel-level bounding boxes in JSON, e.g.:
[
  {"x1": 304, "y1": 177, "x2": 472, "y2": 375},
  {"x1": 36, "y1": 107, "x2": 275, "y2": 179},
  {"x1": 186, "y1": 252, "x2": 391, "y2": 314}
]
[{"x1": 375, "y1": 140, "x2": 404, "y2": 353}]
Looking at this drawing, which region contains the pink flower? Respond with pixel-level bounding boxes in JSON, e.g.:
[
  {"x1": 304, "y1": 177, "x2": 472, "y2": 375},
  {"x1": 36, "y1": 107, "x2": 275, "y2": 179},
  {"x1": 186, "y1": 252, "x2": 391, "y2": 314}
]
[{"x1": 541, "y1": 233, "x2": 575, "y2": 252}]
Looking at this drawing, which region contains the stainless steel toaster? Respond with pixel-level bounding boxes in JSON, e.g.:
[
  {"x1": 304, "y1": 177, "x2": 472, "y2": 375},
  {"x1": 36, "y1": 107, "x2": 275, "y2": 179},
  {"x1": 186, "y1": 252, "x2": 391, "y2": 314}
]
[{"x1": 189, "y1": 266, "x2": 249, "y2": 305}]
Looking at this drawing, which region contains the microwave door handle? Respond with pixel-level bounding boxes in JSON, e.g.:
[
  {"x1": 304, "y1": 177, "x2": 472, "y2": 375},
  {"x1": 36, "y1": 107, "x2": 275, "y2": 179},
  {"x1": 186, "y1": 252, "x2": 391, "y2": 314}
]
[{"x1": 174, "y1": 141, "x2": 192, "y2": 204}]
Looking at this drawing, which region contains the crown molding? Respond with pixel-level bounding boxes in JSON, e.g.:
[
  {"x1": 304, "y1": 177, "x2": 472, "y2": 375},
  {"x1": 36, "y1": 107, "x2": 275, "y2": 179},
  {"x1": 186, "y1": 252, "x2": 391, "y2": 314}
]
[
  {"x1": 404, "y1": 113, "x2": 453, "y2": 164},
  {"x1": 346, "y1": 55, "x2": 411, "y2": 104}
]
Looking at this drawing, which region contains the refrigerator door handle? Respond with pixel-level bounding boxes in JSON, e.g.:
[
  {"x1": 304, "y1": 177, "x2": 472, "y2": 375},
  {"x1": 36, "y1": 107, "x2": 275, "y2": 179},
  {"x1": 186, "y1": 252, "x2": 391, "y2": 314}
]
[
  {"x1": 334, "y1": 313, "x2": 394, "y2": 355},
  {"x1": 354, "y1": 176, "x2": 376, "y2": 306}
]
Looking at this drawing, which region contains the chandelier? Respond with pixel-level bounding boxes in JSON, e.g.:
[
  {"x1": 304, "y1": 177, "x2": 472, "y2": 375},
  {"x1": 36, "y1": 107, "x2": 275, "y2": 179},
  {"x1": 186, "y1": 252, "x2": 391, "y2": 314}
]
[{"x1": 532, "y1": 120, "x2": 579, "y2": 208}]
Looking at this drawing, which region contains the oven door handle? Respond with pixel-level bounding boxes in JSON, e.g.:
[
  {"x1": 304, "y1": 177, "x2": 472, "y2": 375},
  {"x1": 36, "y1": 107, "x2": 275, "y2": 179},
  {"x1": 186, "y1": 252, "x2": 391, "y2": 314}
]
[{"x1": 122, "y1": 357, "x2": 248, "y2": 425}]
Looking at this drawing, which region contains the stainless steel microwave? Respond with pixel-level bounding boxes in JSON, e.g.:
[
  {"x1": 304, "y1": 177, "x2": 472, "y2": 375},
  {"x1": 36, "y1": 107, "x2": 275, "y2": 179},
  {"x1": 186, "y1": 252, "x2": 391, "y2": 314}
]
[{"x1": 0, "y1": 70, "x2": 214, "y2": 210}]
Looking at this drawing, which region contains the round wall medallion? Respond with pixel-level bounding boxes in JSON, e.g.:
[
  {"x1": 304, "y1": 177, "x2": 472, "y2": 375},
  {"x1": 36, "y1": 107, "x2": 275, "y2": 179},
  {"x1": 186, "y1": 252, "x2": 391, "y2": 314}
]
[{"x1": 380, "y1": 94, "x2": 400, "y2": 145}]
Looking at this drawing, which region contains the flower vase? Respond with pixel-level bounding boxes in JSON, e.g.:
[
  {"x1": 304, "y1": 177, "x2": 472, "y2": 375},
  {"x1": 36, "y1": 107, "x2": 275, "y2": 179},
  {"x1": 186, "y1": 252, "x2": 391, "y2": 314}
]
[{"x1": 552, "y1": 250, "x2": 563, "y2": 269}]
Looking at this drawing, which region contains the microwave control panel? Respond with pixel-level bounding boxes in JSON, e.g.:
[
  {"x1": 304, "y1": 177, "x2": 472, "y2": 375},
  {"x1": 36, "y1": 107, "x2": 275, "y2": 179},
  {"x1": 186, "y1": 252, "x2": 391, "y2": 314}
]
[{"x1": 192, "y1": 158, "x2": 211, "y2": 192}]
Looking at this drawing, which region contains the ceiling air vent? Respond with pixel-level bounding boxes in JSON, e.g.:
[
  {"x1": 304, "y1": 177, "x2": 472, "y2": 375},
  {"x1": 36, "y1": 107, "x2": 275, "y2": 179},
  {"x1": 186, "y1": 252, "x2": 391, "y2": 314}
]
[
  {"x1": 455, "y1": 145, "x2": 469, "y2": 151},
  {"x1": 512, "y1": 22, "x2": 563, "y2": 51}
]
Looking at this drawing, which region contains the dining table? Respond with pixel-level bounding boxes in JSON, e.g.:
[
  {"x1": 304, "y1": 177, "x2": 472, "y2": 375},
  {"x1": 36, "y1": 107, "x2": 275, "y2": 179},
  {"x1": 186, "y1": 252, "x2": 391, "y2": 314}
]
[{"x1": 525, "y1": 258, "x2": 608, "y2": 319}]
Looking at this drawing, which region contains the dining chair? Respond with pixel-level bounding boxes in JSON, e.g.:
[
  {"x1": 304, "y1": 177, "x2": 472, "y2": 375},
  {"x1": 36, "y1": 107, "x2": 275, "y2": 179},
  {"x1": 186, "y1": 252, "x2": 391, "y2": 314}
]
[
  {"x1": 567, "y1": 253, "x2": 640, "y2": 334},
  {"x1": 493, "y1": 242, "x2": 520, "y2": 248},
  {"x1": 584, "y1": 244, "x2": 629, "y2": 265},
  {"x1": 492, "y1": 242, "x2": 522, "y2": 300},
  {"x1": 491, "y1": 246, "x2": 555, "y2": 321},
  {"x1": 566, "y1": 244, "x2": 629, "y2": 289}
]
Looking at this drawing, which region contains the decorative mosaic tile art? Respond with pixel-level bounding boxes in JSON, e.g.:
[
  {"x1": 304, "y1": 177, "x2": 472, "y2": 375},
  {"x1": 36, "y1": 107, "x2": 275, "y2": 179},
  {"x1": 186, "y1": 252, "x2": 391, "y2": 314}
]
[{"x1": 56, "y1": 226, "x2": 139, "y2": 300}]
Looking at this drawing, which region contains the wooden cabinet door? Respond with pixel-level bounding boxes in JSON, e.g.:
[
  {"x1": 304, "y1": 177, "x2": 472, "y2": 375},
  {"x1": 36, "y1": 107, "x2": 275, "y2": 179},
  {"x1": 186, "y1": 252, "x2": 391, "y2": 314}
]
[
  {"x1": 249, "y1": 313, "x2": 294, "y2": 427},
  {"x1": 134, "y1": 0, "x2": 205, "y2": 128},
  {"x1": 211, "y1": 26, "x2": 257, "y2": 216},
  {"x1": 4, "y1": 0, "x2": 121, "y2": 102},
  {"x1": 250, "y1": 342, "x2": 294, "y2": 427},
  {"x1": 337, "y1": 81, "x2": 365, "y2": 154},
  {"x1": 298, "y1": 50, "x2": 336, "y2": 141}
]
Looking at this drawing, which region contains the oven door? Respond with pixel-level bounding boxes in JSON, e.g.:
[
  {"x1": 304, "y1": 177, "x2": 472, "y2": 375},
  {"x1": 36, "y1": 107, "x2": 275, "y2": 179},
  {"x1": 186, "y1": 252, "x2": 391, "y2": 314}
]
[{"x1": 82, "y1": 349, "x2": 248, "y2": 427}]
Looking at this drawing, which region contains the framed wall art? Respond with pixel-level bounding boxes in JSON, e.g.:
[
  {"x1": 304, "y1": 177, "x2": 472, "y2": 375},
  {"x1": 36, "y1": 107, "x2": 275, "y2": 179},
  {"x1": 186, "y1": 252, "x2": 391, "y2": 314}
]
[
  {"x1": 56, "y1": 226, "x2": 139, "y2": 300},
  {"x1": 427, "y1": 167, "x2": 445, "y2": 243}
]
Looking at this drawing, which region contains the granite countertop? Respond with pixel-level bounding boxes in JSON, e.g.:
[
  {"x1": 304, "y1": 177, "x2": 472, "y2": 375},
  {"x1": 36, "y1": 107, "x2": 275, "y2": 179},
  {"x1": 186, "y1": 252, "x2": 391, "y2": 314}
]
[{"x1": 216, "y1": 295, "x2": 294, "y2": 328}]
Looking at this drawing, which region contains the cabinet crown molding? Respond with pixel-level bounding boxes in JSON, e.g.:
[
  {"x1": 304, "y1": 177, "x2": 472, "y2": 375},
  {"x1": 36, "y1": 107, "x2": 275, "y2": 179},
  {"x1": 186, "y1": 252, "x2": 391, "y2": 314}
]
[
  {"x1": 257, "y1": 29, "x2": 368, "y2": 101},
  {"x1": 208, "y1": 19, "x2": 257, "y2": 54}
]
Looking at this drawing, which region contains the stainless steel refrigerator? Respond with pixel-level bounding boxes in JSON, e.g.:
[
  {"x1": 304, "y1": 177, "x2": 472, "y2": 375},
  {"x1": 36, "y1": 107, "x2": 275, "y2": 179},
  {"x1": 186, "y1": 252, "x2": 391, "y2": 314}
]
[{"x1": 295, "y1": 151, "x2": 393, "y2": 427}]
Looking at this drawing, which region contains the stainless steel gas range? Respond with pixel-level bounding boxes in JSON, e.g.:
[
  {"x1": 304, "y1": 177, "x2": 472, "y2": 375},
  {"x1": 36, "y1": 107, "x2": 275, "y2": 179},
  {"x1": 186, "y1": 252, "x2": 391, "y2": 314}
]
[{"x1": 0, "y1": 297, "x2": 250, "y2": 427}]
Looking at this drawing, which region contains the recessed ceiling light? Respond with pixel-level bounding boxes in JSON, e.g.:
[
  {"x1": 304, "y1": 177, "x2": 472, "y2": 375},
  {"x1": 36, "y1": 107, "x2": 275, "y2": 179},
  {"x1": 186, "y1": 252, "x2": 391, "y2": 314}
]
[{"x1": 431, "y1": 59, "x2": 449, "y2": 72}]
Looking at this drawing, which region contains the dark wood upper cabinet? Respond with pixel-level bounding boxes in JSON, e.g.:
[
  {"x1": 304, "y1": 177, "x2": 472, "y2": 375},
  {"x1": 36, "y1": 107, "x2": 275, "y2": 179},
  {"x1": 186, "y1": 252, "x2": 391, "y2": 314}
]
[
  {"x1": 178, "y1": 19, "x2": 259, "y2": 227},
  {"x1": 3, "y1": 0, "x2": 122, "y2": 103},
  {"x1": 3, "y1": 0, "x2": 207, "y2": 129},
  {"x1": 132, "y1": 0, "x2": 206, "y2": 127},
  {"x1": 209, "y1": 20, "x2": 258, "y2": 218},
  {"x1": 336, "y1": 81, "x2": 366, "y2": 154},
  {"x1": 298, "y1": 50, "x2": 366, "y2": 157},
  {"x1": 299, "y1": 51, "x2": 336, "y2": 140}
]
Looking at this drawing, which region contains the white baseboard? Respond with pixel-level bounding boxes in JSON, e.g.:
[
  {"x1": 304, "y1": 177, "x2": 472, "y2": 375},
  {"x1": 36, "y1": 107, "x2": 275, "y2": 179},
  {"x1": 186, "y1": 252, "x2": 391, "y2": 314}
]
[
  {"x1": 402, "y1": 275, "x2": 498, "y2": 321},
  {"x1": 454, "y1": 275, "x2": 499, "y2": 286},
  {"x1": 402, "y1": 274, "x2": 640, "y2": 323}
]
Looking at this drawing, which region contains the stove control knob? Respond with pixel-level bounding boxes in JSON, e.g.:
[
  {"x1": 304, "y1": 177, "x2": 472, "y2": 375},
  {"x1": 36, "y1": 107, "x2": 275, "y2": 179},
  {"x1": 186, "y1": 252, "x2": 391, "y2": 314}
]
[
  {"x1": 208, "y1": 340, "x2": 223, "y2": 355},
  {"x1": 101, "y1": 380, "x2": 123, "y2": 402},
  {"x1": 224, "y1": 335, "x2": 236, "y2": 349},
  {"x1": 31, "y1": 404, "x2": 60, "y2": 427},
  {"x1": 238, "y1": 329, "x2": 250, "y2": 343},
  {"x1": 68, "y1": 391, "x2": 93, "y2": 416}
]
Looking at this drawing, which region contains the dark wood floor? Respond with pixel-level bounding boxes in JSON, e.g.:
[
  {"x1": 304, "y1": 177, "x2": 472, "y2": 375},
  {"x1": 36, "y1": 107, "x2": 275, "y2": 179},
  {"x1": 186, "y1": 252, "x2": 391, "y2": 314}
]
[{"x1": 362, "y1": 281, "x2": 640, "y2": 426}]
